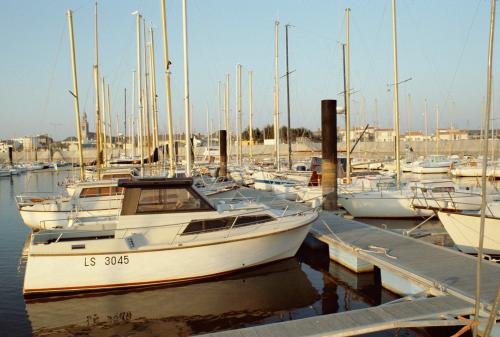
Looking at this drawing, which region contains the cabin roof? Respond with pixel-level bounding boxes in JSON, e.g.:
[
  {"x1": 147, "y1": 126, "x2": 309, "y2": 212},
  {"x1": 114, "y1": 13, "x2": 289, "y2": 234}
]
[{"x1": 117, "y1": 177, "x2": 194, "y2": 189}]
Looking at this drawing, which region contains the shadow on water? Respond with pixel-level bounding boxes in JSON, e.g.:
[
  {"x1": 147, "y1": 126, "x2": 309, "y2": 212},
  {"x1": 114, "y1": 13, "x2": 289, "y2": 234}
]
[{"x1": 0, "y1": 170, "x2": 469, "y2": 337}]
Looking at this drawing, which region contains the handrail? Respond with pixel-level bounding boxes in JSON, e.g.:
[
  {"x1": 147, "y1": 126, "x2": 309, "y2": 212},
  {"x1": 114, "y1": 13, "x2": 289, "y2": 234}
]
[{"x1": 32, "y1": 203, "x2": 317, "y2": 242}]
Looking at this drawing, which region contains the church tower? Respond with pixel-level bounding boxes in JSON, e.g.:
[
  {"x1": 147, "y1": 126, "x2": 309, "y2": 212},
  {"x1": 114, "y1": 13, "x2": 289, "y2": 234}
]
[{"x1": 81, "y1": 112, "x2": 89, "y2": 141}]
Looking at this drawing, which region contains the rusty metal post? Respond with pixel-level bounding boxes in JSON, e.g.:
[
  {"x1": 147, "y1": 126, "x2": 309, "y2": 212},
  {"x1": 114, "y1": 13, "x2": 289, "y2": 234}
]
[
  {"x1": 219, "y1": 130, "x2": 227, "y2": 178},
  {"x1": 321, "y1": 100, "x2": 338, "y2": 210}
]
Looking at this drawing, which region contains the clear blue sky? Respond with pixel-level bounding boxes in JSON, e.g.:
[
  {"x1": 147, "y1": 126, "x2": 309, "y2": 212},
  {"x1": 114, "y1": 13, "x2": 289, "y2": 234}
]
[{"x1": 0, "y1": 0, "x2": 497, "y2": 140}]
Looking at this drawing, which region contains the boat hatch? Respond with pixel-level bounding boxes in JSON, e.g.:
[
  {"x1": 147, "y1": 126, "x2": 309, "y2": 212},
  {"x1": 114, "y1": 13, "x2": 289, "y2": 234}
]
[
  {"x1": 119, "y1": 177, "x2": 215, "y2": 215},
  {"x1": 182, "y1": 215, "x2": 275, "y2": 235}
]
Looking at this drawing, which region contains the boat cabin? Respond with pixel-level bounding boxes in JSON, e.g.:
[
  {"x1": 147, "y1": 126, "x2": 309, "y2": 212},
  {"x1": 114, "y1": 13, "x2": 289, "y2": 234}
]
[{"x1": 119, "y1": 177, "x2": 216, "y2": 215}]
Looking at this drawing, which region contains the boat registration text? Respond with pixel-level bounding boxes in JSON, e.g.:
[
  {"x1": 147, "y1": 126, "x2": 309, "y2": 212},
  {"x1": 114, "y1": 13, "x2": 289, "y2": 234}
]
[{"x1": 84, "y1": 255, "x2": 129, "y2": 267}]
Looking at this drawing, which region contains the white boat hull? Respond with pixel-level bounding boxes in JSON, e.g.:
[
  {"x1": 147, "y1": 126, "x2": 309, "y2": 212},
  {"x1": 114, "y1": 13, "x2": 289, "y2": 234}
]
[
  {"x1": 339, "y1": 191, "x2": 434, "y2": 218},
  {"x1": 438, "y1": 212, "x2": 500, "y2": 255},
  {"x1": 451, "y1": 166, "x2": 500, "y2": 178},
  {"x1": 23, "y1": 219, "x2": 314, "y2": 295},
  {"x1": 412, "y1": 166, "x2": 450, "y2": 174},
  {"x1": 19, "y1": 196, "x2": 123, "y2": 229},
  {"x1": 20, "y1": 208, "x2": 120, "y2": 230}
]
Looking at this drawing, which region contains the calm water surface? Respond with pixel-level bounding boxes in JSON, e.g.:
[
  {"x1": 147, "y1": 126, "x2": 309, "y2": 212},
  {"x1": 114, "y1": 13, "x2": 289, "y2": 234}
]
[{"x1": 0, "y1": 170, "x2": 467, "y2": 336}]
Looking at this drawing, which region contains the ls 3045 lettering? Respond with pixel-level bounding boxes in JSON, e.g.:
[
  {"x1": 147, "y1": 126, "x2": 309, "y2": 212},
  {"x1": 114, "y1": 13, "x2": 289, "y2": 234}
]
[{"x1": 84, "y1": 255, "x2": 129, "y2": 267}]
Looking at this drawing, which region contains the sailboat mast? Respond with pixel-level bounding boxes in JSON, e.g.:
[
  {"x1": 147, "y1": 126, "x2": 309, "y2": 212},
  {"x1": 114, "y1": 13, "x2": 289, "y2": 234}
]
[
  {"x1": 391, "y1": 0, "x2": 401, "y2": 185},
  {"x1": 134, "y1": 12, "x2": 144, "y2": 174},
  {"x1": 94, "y1": 2, "x2": 102, "y2": 174},
  {"x1": 66, "y1": 10, "x2": 84, "y2": 180},
  {"x1": 285, "y1": 24, "x2": 292, "y2": 170},
  {"x1": 160, "y1": 0, "x2": 175, "y2": 176},
  {"x1": 143, "y1": 18, "x2": 151, "y2": 164},
  {"x1": 131, "y1": 70, "x2": 136, "y2": 158},
  {"x1": 236, "y1": 63, "x2": 242, "y2": 166},
  {"x1": 274, "y1": 20, "x2": 280, "y2": 170},
  {"x1": 217, "y1": 81, "x2": 222, "y2": 129},
  {"x1": 249, "y1": 70, "x2": 253, "y2": 161},
  {"x1": 124, "y1": 88, "x2": 127, "y2": 157},
  {"x1": 345, "y1": 9, "x2": 351, "y2": 181},
  {"x1": 424, "y1": 99, "x2": 428, "y2": 156},
  {"x1": 107, "y1": 84, "x2": 112, "y2": 160},
  {"x1": 435, "y1": 104, "x2": 439, "y2": 154},
  {"x1": 224, "y1": 74, "x2": 229, "y2": 153},
  {"x1": 101, "y1": 77, "x2": 107, "y2": 163},
  {"x1": 474, "y1": 1, "x2": 496, "y2": 334},
  {"x1": 182, "y1": 0, "x2": 192, "y2": 176},
  {"x1": 149, "y1": 27, "x2": 159, "y2": 157}
]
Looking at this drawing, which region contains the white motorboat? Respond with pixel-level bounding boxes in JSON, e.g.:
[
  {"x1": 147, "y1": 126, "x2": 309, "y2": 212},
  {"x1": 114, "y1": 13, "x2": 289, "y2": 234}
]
[
  {"x1": 438, "y1": 201, "x2": 500, "y2": 255},
  {"x1": 23, "y1": 177, "x2": 318, "y2": 295},
  {"x1": 339, "y1": 179, "x2": 484, "y2": 218},
  {"x1": 65, "y1": 167, "x2": 139, "y2": 196},
  {"x1": 26, "y1": 163, "x2": 45, "y2": 171},
  {"x1": 0, "y1": 168, "x2": 11, "y2": 177},
  {"x1": 450, "y1": 160, "x2": 500, "y2": 178},
  {"x1": 252, "y1": 170, "x2": 312, "y2": 192},
  {"x1": 296, "y1": 174, "x2": 397, "y2": 207},
  {"x1": 411, "y1": 155, "x2": 455, "y2": 174},
  {"x1": 16, "y1": 180, "x2": 124, "y2": 230}
]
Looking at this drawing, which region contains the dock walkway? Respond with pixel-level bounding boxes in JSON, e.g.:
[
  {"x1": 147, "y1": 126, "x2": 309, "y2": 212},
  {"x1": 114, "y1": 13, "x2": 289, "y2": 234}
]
[
  {"x1": 200, "y1": 295, "x2": 471, "y2": 337},
  {"x1": 198, "y1": 211, "x2": 500, "y2": 337},
  {"x1": 311, "y1": 212, "x2": 500, "y2": 309}
]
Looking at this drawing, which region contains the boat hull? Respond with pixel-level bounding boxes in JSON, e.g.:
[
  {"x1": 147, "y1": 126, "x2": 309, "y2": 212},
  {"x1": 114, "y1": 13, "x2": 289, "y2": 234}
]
[
  {"x1": 339, "y1": 191, "x2": 434, "y2": 218},
  {"x1": 23, "y1": 221, "x2": 313, "y2": 295},
  {"x1": 19, "y1": 196, "x2": 123, "y2": 229},
  {"x1": 438, "y1": 211, "x2": 500, "y2": 255},
  {"x1": 412, "y1": 166, "x2": 450, "y2": 174},
  {"x1": 20, "y1": 208, "x2": 120, "y2": 229}
]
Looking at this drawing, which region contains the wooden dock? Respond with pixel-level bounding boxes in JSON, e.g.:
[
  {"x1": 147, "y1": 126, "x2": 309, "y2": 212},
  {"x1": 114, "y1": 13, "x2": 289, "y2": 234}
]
[
  {"x1": 196, "y1": 211, "x2": 500, "y2": 337},
  {"x1": 199, "y1": 295, "x2": 471, "y2": 337},
  {"x1": 311, "y1": 212, "x2": 500, "y2": 310}
]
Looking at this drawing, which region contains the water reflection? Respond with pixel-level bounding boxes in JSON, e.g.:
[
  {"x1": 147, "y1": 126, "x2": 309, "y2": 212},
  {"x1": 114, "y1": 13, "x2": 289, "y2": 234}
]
[{"x1": 26, "y1": 258, "x2": 320, "y2": 336}]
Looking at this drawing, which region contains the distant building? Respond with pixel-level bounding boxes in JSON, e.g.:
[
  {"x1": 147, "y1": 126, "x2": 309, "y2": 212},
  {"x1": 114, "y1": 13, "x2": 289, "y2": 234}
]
[
  {"x1": 434, "y1": 128, "x2": 469, "y2": 141},
  {"x1": 404, "y1": 131, "x2": 426, "y2": 142},
  {"x1": 12, "y1": 134, "x2": 53, "y2": 150},
  {"x1": 0, "y1": 140, "x2": 22, "y2": 152},
  {"x1": 374, "y1": 128, "x2": 395, "y2": 142}
]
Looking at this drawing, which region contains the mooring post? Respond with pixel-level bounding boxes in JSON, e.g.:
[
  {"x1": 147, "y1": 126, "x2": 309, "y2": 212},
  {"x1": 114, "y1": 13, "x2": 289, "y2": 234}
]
[
  {"x1": 321, "y1": 100, "x2": 338, "y2": 210},
  {"x1": 219, "y1": 130, "x2": 227, "y2": 178},
  {"x1": 8, "y1": 146, "x2": 13, "y2": 166},
  {"x1": 174, "y1": 141, "x2": 179, "y2": 164}
]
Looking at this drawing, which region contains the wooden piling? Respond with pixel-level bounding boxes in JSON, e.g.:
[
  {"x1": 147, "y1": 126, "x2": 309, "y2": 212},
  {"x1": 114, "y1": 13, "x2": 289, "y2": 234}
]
[
  {"x1": 219, "y1": 130, "x2": 227, "y2": 178},
  {"x1": 321, "y1": 100, "x2": 338, "y2": 210}
]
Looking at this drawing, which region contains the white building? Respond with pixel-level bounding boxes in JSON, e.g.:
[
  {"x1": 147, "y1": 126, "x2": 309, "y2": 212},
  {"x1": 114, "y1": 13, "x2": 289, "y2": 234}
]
[
  {"x1": 404, "y1": 131, "x2": 426, "y2": 142},
  {"x1": 374, "y1": 128, "x2": 395, "y2": 142}
]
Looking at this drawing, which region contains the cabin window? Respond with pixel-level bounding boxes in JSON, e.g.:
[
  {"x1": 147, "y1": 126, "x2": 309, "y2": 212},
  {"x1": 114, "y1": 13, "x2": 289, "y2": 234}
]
[
  {"x1": 80, "y1": 187, "x2": 100, "y2": 198},
  {"x1": 136, "y1": 187, "x2": 212, "y2": 213},
  {"x1": 182, "y1": 215, "x2": 274, "y2": 235},
  {"x1": 80, "y1": 186, "x2": 124, "y2": 198},
  {"x1": 431, "y1": 186, "x2": 455, "y2": 193},
  {"x1": 102, "y1": 173, "x2": 132, "y2": 179}
]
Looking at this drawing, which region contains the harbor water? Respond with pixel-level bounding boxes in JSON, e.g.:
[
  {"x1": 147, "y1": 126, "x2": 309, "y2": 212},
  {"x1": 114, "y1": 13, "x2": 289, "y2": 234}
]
[{"x1": 0, "y1": 170, "x2": 472, "y2": 336}]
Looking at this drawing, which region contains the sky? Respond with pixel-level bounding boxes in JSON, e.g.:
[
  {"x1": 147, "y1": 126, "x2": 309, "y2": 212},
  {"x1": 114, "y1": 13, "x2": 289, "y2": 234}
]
[{"x1": 0, "y1": 0, "x2": 498, "y2": 140}]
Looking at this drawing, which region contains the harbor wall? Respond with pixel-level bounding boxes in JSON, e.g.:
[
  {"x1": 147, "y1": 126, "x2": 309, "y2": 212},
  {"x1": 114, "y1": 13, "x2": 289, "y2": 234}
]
[{"x1": 0, "y1": 139, "x2": 495, "y2": 163}]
